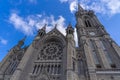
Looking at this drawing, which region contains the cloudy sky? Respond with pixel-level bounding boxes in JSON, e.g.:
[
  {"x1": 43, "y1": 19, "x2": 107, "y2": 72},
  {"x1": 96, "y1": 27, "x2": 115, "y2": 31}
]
[{"x1": 0, "y1": 0, "x2": 120, "y2": 61}]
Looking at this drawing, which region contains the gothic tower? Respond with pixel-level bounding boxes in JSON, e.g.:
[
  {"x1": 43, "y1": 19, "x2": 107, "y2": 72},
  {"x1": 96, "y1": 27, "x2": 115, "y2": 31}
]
[
  {"x1": 75, "y1": 4, "x2": 120, "y2": 80},
  {"x1": 0, "y1": 4, "x2": 120, "y2": 80}
]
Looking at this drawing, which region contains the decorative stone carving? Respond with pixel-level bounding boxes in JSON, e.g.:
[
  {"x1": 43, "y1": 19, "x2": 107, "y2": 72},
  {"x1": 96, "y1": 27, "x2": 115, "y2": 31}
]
[{"x1": 38, "y1": 42, "x2": 63, "y2": 60}]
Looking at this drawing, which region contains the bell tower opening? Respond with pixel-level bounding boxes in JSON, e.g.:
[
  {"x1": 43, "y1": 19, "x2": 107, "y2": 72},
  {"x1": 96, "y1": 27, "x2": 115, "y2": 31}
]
[{"x1": 85, "y1": 19, "x2": 92, "y2": 27}]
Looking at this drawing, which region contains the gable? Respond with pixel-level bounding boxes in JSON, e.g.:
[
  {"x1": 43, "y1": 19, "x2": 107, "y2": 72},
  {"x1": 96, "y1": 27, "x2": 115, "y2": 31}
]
[{"x1": 41, "y1": 28, "x2": 66, "y2": 46}]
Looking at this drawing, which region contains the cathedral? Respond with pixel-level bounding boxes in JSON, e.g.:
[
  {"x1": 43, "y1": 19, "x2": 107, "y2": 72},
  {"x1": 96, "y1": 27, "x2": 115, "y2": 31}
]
[{"x1": 0, "y1": 5, "x2": 120, "y2": 80}]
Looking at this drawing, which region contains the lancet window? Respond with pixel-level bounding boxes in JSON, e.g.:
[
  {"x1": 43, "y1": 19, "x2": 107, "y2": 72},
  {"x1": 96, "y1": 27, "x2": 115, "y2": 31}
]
[
  {"x1": 85, "y1": 19, "x2": 92, "y2": 27},
  {"x1": 32, "y1": 64, "x2": 61, "y2": 75},
  {"x1": 99, "y1": 40, "x2": 116, "y2": 68},
  {"x1": 89, "y1": 39, "x2": 101, "y2": 68}
]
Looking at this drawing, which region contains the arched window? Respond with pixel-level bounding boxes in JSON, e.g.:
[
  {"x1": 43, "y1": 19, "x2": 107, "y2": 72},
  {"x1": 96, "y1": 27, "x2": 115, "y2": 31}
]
[
  {"x1": 89, "y1": 40, "x2": 101, "y2": 68},
  {"x1": 47, "y1": 65, "x2": 50, "y2": 73},
  {"x1": 58, "y1": 65, "x2": 61, "y2": 74},
  {"x1": 54, "y1": 65, "x2": 57, "y2": 74},
  {"x1": 79, "y1": 59, "x2": 84, "y2": 75},
  {"x1": 73, "y1": 61, "x2": 75, "y2": 71},
  {"x1": 36, "y1": 65, "x2": 40, "y2": 74},
  {"x1": 32, "y1": 65, "x2": 37, "y2": 74},
  {"x1": 5, "y1": 59, "x2": 19, "y2": 75},
  {"x1": 99, "y1": 40, "x2": 116, "y2": 68},
  {"x1": 85, "y1": 19, "x2": 92, "y2": 27}
]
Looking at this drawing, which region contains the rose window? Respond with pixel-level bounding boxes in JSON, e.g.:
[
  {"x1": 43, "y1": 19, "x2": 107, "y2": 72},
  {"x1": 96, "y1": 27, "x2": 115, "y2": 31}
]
[{"x1": 38, "y1": 42, "x2": 63, "y2": 60}]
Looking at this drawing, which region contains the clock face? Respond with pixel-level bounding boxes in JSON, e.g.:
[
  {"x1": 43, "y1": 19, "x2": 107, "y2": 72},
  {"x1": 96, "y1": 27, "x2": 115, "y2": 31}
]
[{"x1": 89, "y1": 32, "x2": 95, "y2": 36}]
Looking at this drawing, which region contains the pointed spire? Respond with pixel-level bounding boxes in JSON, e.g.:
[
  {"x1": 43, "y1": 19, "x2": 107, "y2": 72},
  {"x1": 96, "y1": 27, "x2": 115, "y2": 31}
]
[
  {"x1": 54, "y1": 24, "x2": 57, "y2": 29},
  {"x1": 37, "y1": 24, "x2": 46, "y2": 37},
  {"x1": 38, "y1": 24, "x2": 46, "y2": 33},
  {"x1": 42, "y1": 24, "x2": 47, "y2": 30},
  {"x1": 78, "y1": 3, "x2": 84, "y2": 11}
]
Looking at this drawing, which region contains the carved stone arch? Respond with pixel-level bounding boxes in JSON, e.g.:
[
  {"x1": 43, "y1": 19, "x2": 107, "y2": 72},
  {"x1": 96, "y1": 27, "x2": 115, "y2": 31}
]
[
  {"x1": 43, "y1": 28, "x2": 66, "y2": 44},
  {"x1": 82, "y1": 15, "x2": 93, "y2": 27},
  {"x1": 43, "y1": 36, "x2": 66, "y2": 46},
  {"x1": 37, "y1": 28, "x2": 66, "y2": 48}
]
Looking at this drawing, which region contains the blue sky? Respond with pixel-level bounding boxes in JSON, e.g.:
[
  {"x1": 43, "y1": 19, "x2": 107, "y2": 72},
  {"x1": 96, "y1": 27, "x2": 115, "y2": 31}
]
[{"x1": 0, "y1": 0, "x2": 120, "y2": 61}]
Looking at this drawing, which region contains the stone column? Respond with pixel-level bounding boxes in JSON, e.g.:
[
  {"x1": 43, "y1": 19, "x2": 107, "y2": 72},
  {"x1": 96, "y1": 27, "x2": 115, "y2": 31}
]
[
  {"x1": 81, "y1": 38, "x2": 97, "y2": 80},
  {"x1": 84, "y1": 38, "x2": 96, "y2": 69}
]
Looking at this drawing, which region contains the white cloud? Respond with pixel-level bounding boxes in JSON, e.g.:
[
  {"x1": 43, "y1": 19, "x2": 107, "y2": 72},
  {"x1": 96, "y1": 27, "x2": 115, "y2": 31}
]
[
  {"x1": 102, "y1": 0, "x2": 120, "y2": 15},
  {"x1": 59, "y1": 0, "x2": 68, "y2": 3},
  {"x1": 9, "y1": 13, "x2": 66, "y2": 36},
  {"x1": 70, "y1": 1, "x2": 77, "y2": 13},
  {"x1": 34, "y1": 15, "x2": 66, "y2": 34},
  {"x1": 59, "y1": 0, "x2": 120, "y2": 15},
  {"x1": 0, "y1": 38, "x2": 8, "y2": 45},
  {"x1": 9, "y1": 13, "x2": 78, "y2": 46},
  {"x1": 9, "y1": 13, "x2": 34, "y2": 35},
  {"x1": 55, "y1": 16, "x2": 66, "y2": 35}
]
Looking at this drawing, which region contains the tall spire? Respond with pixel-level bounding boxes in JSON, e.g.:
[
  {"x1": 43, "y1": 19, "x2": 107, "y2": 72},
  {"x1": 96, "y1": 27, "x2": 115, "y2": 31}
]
[{"x1": 78, "y1": 3, "x2": 84, "y2": 11}]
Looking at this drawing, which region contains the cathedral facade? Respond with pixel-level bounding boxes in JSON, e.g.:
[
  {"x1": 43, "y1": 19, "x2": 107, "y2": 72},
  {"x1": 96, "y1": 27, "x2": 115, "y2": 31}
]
[{"x1": 0, "y1": 5, "x2": 120, "y2": 80}]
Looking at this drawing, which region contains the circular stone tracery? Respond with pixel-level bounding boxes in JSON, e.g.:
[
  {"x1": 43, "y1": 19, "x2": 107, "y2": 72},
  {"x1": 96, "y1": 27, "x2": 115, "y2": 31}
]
[{"x1": 38, "y1": 42, "x2": 63, "y2": 60}]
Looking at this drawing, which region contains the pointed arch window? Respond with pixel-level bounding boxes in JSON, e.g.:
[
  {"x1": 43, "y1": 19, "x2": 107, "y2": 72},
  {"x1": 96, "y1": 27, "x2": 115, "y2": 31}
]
[
  {"x1": 99, "y1": 40, "x2": 105, "y2": 50},
  {"x1": 32, "y1": 65, "x2": 37, "y2": 74},
  {"x1": 36, "y1": 65, "x2": 40, "y2": 74},
  {"x1": 47, "y1": 65, "x2": 50, "y2": 73},
  {"x1": 85, "y1": 19, "x2": 91, "y2": 27},
  {"x1": 100, "y1": 40, "x2": 112, "y2": 64},
  {"x1": 99, "y1": 40, "x2": 116, "y2": 68},
  {"x1": 73, "y1": 61, "x2": 75, "y2": 71},
  {"x1": 89, "y1": 40, "x2": 101, "y2": 68},
  {"x1": 58, "y1": 65, "x2": 61, "y2": 74},
  {"x1": 79, "y1": 59, "x2": 85, "y2": 75},
  {"x1": 5, "y1": 59, "x2": 19, "y2": 75}
]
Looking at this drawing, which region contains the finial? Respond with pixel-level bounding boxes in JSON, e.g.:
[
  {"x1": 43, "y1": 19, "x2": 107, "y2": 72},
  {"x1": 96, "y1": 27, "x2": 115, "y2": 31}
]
[
  {"x1": 42, "y1": 24, "x2": 47, "y2": 30},
  {"x1": 68, "y1": 22, "x2": 72, "y2": 28},
  {"x1": 78, "y1": 3, "x2": 84, "y2": 11},
  {"x1": 54, "y1": 24, "x2": 57, "y2": 29},
  {"x1": 38, "y1": 24, "x2": 47, "y2": 33}
]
